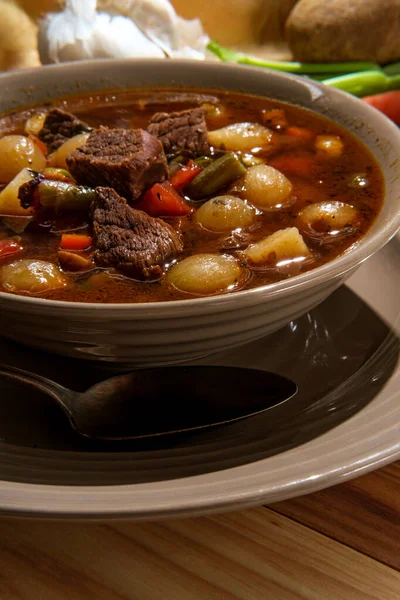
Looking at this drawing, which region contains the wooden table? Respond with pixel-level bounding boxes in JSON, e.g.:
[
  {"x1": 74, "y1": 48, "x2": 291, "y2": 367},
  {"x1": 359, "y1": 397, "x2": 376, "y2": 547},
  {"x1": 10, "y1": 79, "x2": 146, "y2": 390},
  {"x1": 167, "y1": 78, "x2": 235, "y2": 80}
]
[{"x1": 0, "y1": 462, "x2": 398, "y2": 599}]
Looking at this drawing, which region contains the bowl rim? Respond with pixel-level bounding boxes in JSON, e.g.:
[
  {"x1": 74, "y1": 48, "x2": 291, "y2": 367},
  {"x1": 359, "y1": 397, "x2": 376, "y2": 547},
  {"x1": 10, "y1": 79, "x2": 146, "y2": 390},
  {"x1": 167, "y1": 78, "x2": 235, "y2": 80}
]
[{"x1": 0, "y1": 58, "x2": 399, "y2": 312}]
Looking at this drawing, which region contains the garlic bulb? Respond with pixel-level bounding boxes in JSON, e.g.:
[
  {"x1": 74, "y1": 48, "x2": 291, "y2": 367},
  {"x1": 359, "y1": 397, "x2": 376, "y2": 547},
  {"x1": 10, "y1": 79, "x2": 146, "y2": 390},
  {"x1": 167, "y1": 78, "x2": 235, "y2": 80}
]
[
  {"x1": 38, "y1": 0, "x2": 209, "y2": 64},
  {"x1": 105, "y1": 0, "x2": 209, "y2": 58}
]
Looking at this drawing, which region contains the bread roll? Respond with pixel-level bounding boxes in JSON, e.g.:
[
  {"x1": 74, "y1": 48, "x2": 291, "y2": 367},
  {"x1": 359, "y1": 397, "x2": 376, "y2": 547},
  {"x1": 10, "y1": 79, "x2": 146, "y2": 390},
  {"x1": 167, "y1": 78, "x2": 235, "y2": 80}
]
[{"x1": 0, "y1": 1, "x2": 40, "y2": 70}]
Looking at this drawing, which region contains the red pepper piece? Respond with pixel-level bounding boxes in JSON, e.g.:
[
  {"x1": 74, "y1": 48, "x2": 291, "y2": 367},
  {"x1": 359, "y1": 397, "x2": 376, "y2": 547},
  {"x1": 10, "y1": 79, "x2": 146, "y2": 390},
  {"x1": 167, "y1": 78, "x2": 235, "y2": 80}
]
[
  {"x1": 170, "y1": 160, "x2": 202, "y2": 189},
  {"x1": 135, "y1": 181, "x2": 191, "y2": 217},
  {"x1": 0, "y1": 238, "x2": 24, "y2": 262}
]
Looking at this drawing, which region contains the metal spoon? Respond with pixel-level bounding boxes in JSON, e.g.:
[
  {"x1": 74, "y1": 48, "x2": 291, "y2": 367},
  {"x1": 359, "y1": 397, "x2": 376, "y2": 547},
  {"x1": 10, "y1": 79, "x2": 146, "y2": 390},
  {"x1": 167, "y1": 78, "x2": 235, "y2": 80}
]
[{"x1": 0, "y1": 364, "x2": 297, "y2": 440}]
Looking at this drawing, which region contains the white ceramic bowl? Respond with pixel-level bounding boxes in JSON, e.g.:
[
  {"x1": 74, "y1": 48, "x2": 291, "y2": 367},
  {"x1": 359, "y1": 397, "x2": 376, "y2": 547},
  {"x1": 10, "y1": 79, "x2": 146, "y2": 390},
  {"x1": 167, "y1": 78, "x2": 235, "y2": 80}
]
[{"x1": 0, "y1": 59, "x2": 399, "y2": 365}]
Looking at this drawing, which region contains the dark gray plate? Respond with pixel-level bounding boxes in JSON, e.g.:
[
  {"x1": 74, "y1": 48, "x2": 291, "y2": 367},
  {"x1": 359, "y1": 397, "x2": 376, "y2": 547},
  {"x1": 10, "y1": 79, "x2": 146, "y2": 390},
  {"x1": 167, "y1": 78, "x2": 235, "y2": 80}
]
[{"x1": 0, "y1": 236, "x2": 398, "y2": 519}]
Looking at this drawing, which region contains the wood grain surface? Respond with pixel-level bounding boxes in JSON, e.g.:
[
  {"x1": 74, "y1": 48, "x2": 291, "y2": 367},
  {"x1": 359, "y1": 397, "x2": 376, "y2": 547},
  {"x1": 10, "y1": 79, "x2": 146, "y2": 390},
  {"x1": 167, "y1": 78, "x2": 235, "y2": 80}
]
[
  {"x1": 0, "y1": 463, "x2": 399, "y2": 599},
  {"x1": 273, "y1": 462, "x2": 400, "y2": 571}
]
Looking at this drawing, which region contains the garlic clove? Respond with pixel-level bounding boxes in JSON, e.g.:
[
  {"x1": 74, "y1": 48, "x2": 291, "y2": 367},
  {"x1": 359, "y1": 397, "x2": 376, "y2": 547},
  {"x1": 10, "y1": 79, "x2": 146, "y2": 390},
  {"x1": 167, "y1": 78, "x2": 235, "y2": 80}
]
[
  {"x1": 124, "y1": 0, "x2": 208, "y2": 57},
  {"x1": 92, "y1": 14, "x2": 165, "y2": 58}
]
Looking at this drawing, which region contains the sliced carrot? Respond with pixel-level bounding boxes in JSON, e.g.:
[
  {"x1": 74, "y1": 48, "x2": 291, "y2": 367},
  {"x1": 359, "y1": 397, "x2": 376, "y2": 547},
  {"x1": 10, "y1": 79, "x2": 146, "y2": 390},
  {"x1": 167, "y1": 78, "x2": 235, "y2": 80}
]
[
  {"x1": 170, "y1": 160, "x2": 202, "y2": 189},
  {"x1": 135, "y1": 181, "x2": 191, "y2": 217},
  {"x1": 285, "y1": 126, "x2": 314, "y2": 142},
  {"x1": 270, "y1": 154, "x2": 317, "y2": 178},
  {"x1": 0, "y1": 238, "x2": 23, "y2": 262},
  {"x1": 28, "y1": 134, "x2": 48, "y2": 157},
  {"x1": 60, "y1": 233, "x2": 93, "y2": 251}
]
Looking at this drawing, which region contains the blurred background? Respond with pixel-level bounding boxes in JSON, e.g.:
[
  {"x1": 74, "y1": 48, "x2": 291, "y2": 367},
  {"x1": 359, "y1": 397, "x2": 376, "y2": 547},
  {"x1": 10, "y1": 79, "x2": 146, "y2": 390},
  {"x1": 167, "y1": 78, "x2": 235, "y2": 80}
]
[{"x1": 0, "y1": 0, "x2": 298, "y2": 71}]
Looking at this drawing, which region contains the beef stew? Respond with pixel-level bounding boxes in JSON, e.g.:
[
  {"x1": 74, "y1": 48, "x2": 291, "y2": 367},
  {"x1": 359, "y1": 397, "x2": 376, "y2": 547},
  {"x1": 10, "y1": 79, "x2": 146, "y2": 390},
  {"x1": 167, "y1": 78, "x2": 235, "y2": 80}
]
[{"x1": 0, "y1": 89, "x2": 384, "y2": 303}]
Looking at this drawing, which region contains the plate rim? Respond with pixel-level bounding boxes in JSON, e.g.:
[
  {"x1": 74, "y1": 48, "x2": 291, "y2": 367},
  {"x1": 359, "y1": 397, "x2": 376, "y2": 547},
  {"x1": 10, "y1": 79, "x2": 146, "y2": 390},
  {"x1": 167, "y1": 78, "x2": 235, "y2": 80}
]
[{"x1": 0, "y1": 365, "x2": 398, "y2": 520}]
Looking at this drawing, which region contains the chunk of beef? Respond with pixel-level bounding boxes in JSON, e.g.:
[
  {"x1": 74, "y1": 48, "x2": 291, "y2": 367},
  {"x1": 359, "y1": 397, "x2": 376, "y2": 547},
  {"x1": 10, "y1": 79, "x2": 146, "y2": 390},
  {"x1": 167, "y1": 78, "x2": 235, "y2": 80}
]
[
  {"x1": 67, "y1": 128, "x2": 168, "y2": 201},
  {"x1": 147, "y1": 108, "x2": 209, "y2": 156},
  {"x1": 39, "y1": 108, "x2": 92, "y2": 152},
  {"x1": 91, "y1": 186, "x2": 183, "y2": 279}
]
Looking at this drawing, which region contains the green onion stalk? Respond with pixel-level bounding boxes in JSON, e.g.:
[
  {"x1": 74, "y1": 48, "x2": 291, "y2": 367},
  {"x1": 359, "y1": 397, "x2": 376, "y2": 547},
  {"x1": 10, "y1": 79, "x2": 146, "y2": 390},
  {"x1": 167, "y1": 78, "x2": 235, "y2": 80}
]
[
  {"x1": 321, "y1": 70, "x2": 400, "y2": 97},
  {"x1": 207, "y1": 41, "x2": 400, "y2": 98}
]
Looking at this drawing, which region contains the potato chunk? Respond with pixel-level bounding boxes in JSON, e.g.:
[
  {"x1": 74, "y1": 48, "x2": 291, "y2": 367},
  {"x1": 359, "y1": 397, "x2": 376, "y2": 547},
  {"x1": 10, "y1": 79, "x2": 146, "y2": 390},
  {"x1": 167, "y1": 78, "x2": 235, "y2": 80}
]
[
  {"x1": 24, "y1": 112, "x2": 47, "y2": 137},
  {"x1": 48, "y1": 133, "x2": 90, "y2": 170},
  {"x1": 315, "y1": 135, "x2": 344, "y2": 158},
  {"x1": 167, "y1": 253, "x2": 243, "y2": 295},
  {"x1": 0, "y1": 259, "x2": 69, "y2": 293},
  {"x1": 208, "y1": 123, "x2": 273, "y2": 152},
  {"x1": 0, "y1": 135, "x2": 46, "y2": 183},
  {"x1": 244, "y1": 227, "x2": 310, "y2": 265},
  {"x1": 58, "y1": 251, "x2": 93, "y2": 272},
  {"x1": 243, "y1": 164, "x2": 293, "y2": 210},
  {"x1": 0, "y1": 167, "x2": 36, "y2": 217},
  {"x1": 195, "y1": 195, "x2": 256, "y2": 232}
]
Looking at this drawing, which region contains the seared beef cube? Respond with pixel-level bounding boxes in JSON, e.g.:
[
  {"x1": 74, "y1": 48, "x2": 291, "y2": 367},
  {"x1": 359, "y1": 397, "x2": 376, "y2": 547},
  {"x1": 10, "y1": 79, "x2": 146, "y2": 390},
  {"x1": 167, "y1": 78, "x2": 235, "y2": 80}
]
[
  {"x1": 91, "y1": 186, "x2": 183, "y2": 279},
  {"x1": 67, "y1": 128, "x2": 168, "y2": 201},
  {"x1": 39, "y1": 108, "x2": 92, "y2": 152},
  {"x1": 147, "y1": 108, "x2": 209, "y2": 156}
]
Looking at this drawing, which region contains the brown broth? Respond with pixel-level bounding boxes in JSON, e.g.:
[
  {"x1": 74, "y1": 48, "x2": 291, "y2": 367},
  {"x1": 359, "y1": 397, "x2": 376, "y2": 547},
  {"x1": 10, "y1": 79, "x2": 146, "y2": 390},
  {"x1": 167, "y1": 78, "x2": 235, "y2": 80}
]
[{"x1": 0, "y1": 89, "x2": 384, "y2": 303}]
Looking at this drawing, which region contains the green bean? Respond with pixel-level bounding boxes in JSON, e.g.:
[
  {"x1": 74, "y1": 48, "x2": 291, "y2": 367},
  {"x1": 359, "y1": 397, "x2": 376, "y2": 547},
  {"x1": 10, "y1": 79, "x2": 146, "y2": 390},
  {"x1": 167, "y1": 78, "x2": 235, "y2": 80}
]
[
  {"x1": 193, "y1": 156, "x2": 214, "y2": 168},
  {"x1": 37, "y1": 180, "x2": 95, "y2": 213},
  {"x1": 185, "y1": 153, "x2": 246, "y2": 200}
]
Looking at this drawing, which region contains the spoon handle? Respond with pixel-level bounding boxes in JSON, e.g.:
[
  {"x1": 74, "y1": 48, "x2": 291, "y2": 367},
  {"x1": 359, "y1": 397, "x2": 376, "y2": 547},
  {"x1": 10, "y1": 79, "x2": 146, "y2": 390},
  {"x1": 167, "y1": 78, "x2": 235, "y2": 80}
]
[{"x1": 0, "y1": 364, "x2": 73, "y2": 409}]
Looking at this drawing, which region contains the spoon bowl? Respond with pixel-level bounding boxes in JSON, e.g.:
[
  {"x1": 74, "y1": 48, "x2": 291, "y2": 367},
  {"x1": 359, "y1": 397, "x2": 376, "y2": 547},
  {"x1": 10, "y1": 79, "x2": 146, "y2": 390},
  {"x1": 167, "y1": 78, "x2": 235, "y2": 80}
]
[{"x1": 0, "y1": 365, "x2": 297, "y2": 440}]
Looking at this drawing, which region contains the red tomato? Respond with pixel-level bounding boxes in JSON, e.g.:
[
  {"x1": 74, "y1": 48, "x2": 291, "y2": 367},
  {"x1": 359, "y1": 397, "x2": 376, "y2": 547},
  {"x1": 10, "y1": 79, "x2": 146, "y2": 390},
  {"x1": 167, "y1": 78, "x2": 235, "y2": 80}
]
[{"x1": 362, "y1": 91, "x2": 400, "y2": 126}]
